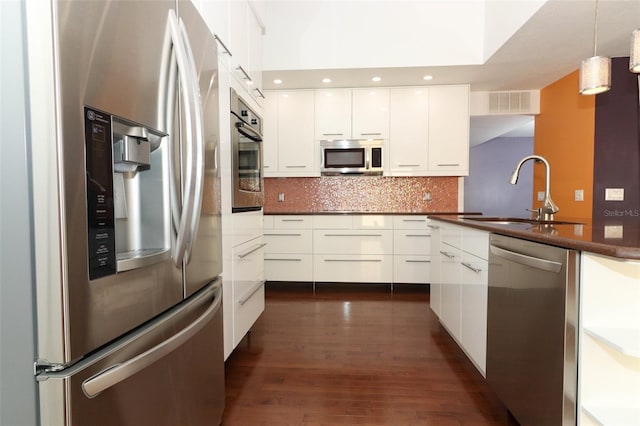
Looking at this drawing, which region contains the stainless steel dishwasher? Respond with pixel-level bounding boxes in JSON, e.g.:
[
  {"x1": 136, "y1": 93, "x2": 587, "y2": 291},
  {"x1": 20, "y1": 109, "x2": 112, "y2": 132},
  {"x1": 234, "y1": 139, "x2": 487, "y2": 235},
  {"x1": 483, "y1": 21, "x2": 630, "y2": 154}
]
[{"x1": 487, "y1": 234, "x2": 579, "y2": 426}]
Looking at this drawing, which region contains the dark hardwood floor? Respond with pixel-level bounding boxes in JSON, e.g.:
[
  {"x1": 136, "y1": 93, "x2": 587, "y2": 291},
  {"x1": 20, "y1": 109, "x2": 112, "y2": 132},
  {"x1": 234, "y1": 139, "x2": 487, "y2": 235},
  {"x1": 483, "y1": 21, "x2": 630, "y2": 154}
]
[{"x1": 222, "y1": 283, "x2": 514, "y2": 425}]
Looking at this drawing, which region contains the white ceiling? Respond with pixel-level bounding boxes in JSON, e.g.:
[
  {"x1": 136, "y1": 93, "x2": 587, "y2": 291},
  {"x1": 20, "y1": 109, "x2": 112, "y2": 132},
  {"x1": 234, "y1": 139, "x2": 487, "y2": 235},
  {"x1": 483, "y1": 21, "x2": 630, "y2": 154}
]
[{"x1": 260, "y1": 0, "x2": 640, "y2": 144}]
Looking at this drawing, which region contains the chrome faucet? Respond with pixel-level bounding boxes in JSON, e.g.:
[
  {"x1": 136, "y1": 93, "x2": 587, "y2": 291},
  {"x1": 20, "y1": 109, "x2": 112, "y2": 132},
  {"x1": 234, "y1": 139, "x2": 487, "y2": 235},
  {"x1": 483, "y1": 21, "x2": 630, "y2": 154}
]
[{"x1": 509, "y1": 155, "x2": 559, "y2": 221}]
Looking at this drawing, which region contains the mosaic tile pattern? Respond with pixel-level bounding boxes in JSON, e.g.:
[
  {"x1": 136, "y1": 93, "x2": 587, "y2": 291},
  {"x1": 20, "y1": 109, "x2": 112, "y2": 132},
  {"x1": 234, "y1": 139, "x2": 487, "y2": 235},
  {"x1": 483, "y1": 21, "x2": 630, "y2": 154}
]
[{"x1": 264, "y1": 176, "x2": 459, "y2": 213}]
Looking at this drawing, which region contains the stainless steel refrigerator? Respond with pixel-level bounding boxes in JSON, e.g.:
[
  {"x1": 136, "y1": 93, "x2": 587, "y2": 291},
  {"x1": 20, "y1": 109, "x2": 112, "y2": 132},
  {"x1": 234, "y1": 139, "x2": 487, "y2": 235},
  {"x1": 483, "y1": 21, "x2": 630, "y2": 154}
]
[{"x1": 26, "y1": 1, "x2": 225, "y2": 424}]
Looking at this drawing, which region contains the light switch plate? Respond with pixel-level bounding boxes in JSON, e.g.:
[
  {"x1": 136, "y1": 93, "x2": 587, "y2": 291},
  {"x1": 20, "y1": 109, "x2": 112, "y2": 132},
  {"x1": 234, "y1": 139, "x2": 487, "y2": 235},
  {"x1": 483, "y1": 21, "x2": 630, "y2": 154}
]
[
  {"x1": 605, "y1": 188, "x2": 624, "y2": 201},
  {"x1": 575, "y1": 189, "x2": 584, "y2": 201},
  {"x1": 537, "y1": 191, "x2": 545, "y2": 201}
]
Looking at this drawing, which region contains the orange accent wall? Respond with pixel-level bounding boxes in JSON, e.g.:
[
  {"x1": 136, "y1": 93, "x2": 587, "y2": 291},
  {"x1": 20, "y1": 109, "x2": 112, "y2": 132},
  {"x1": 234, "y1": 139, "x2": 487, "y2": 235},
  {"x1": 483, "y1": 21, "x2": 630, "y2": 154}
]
[{"x1": 534, "y1": 70, "x2": 595, "y2": 220}]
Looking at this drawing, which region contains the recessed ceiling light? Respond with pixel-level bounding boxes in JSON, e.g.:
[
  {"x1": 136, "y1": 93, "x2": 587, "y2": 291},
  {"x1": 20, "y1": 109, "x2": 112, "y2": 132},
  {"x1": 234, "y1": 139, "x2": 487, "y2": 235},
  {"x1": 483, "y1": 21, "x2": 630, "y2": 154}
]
[
  {"x1": 371, "y1": 76, "x2": 381, "y2": 82},
  {"x1": 322, "y1": 78, "x2": 332, "y2": 83},
  {"x1": 423, "y1": 75, "x2": 433, "y2": 81},
  {"x1": 273, "y1": 79, "x2": 283, "y2": 84}
]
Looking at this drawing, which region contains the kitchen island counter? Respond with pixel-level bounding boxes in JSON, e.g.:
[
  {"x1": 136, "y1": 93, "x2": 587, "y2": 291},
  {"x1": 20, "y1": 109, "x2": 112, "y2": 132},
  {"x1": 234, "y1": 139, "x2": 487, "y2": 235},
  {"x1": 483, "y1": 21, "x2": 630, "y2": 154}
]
[{"x1": 429, "y1": 215, "x2": 640, "y2": 260}]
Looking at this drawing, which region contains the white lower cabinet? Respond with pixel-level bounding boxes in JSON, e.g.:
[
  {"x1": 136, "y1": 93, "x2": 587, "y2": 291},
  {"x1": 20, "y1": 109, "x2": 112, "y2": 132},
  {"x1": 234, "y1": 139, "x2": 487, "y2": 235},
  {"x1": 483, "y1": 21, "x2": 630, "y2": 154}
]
[
  {"x1": 392, "y1": 215, "x2": 431, "y2": 284},
  {"x1": 263, "y1": 214, "x2": 434, "y2": 285},
  {"x1": 429, "y1": 219, "x2": 488, "y2": 375},
  {"x1": 263, "y1": 215, "x2": 313, "y2": 281},
  {"x1": 231, "y1": 236, "x2": 265, "y2": 348},
  {"x1": 579, "y1": 252, "x2": 640, "y2": 426}
]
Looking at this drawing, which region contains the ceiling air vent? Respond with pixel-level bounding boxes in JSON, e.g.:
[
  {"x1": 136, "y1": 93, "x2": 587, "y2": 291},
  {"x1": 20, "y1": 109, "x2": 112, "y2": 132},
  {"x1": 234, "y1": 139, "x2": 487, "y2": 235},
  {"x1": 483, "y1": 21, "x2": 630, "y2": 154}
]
[{"x1": 470, "y1": 90, "x2": 540, "y2": 116}]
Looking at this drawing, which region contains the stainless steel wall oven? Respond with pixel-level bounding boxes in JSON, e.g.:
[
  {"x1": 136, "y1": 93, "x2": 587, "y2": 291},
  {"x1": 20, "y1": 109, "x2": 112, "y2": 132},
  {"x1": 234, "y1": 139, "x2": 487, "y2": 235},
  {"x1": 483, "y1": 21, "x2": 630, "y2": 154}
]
[{"x1": 231, "y1": 88, "x2": 263, "y2": 212}]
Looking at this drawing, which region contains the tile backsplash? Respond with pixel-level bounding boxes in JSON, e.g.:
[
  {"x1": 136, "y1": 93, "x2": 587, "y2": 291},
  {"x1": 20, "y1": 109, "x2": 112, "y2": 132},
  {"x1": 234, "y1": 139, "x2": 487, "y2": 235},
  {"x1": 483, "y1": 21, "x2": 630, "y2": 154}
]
[{"x1": 264, "y1": 176, "x2": 458, "y2": 213}]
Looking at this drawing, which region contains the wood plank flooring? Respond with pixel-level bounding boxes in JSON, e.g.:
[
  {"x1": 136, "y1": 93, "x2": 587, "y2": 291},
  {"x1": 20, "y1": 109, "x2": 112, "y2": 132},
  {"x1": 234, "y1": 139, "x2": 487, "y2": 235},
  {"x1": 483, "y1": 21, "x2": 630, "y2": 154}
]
[{"x1": 222, "y1": 283, "x2": 515, "y2": 425}]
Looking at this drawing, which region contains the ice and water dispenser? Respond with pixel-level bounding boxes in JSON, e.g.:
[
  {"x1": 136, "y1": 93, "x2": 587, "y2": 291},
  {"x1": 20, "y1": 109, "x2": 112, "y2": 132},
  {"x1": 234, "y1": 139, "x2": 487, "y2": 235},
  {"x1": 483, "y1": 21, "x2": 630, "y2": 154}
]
[{"x1": 84, "y1": 107, "x2": 170, "y2": 280}]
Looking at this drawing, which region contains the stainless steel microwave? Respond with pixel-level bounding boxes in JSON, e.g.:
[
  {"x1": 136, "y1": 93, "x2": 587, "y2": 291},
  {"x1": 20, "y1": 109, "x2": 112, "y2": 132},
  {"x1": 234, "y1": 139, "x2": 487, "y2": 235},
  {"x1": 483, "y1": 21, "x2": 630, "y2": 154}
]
[{"x1": 320, "y1": 139, "x2": 383, "y2": 176}]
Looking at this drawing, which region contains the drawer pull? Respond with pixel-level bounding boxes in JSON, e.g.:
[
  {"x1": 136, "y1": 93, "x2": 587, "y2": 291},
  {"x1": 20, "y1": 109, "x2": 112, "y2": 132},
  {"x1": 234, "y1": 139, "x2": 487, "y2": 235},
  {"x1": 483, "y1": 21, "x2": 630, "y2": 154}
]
[
  {"x1": 406, "y1": 259, "x2": 431, "y2": 263},
  {"x1": 402, "y1": 219, "x2": 426, "y2": 222},
  {"x1": 282, "y1": 219, "x2": 304, "y2": 222},
  {"x1": 264, "y1": 233, "x2": 303, "y2": 237},
  {"x1": 461, "y1": 262, "x2": 482, "y2": 273},
  {"x1": 264, "y1": 258, "x2": 302, "y2": 262},
  {"x1": 439, "y1": 251, "x2": 455, "y2": 259},
  {"x1": 238, "y1": 281, "x2": 265, "y2": 306},
  {"x1": 324, "y1": 259, "x2": 382, "y2": 263},
  {"x1": 427, "y1": 225, "x2": 440, "y2": 230},
  {"x1": 322, "y1": 133, "x2": 344, "y2": 136},
  {"x1": 237, "y1": 242, "x2": 267, "y2": 259},
  {"x1": 285, "y1": 165, "x2": 307, "y2": 168},
  {"x1": 405, "y1": 234, "x2": 429, "y2": 237},
  {"x1": 398, "y1": 164, "x2": 420, "y2": 167},
  {"x1": 324, "y1": 233, "x2": 382, "y2": 237},
  {"x1": 359, "y1": 132, "x2": 382, "y2": 136},
  {"x1": 437, "y1": 163, "x2": 460, "y2": 167}
]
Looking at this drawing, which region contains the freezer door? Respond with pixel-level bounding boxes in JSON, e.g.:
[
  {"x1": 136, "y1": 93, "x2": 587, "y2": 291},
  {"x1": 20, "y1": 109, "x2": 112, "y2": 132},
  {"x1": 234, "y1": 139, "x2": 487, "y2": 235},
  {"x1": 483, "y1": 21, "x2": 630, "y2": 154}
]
[
  {"x1": 40, "y1": 280, "x2": 224, "y2": 426},
  {"x1": 177, "y1": 0, "x2": 223, "y2": 298}
]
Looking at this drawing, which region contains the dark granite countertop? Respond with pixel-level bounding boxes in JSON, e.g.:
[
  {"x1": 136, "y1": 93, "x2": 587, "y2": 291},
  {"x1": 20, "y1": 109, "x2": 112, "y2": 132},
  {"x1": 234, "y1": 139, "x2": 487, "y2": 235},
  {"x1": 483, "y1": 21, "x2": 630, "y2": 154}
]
[{"x1": 429, "y1": 214, "x2": 640, "y2": 260}]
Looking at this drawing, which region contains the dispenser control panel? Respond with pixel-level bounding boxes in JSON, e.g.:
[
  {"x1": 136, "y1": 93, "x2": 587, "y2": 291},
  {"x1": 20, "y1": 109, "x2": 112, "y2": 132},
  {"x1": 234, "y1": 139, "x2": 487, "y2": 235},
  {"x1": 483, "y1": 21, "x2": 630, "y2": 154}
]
[{"x1": 84, "y1": 107, "x2": 116, "y2": 279}]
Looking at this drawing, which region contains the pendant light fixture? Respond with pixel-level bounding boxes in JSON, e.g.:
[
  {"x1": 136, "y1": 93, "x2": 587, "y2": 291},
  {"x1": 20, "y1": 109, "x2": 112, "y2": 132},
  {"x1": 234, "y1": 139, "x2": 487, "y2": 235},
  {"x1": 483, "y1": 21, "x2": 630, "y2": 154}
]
[
  {"x1": 579, "y1": 0, "x2": 611, "y2": 95},
  {"x1": 630, "y1": 29, "x2": 640, "y2": 73}
]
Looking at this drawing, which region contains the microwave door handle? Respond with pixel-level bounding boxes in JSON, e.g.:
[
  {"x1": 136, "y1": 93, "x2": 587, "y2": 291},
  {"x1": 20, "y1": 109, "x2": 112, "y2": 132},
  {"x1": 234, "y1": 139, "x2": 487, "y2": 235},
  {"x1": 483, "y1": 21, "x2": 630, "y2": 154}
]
[
  {"x1": 168, "y1": 10, "x2": 196, "y2": 266},
  {"x1": 179, "y1": 18, "x2": 205, "y2": 264},
  {"x1": 236, "y1": 122, "x2": 262, "y2": 142}
]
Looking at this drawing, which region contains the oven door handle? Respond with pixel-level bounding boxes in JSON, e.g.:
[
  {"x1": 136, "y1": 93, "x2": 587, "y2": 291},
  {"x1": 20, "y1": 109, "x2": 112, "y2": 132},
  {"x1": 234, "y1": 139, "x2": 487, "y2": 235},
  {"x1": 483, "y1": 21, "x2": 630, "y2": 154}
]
[{"x1": 236, "y1": 121, "x2": 262, "y2": 142}]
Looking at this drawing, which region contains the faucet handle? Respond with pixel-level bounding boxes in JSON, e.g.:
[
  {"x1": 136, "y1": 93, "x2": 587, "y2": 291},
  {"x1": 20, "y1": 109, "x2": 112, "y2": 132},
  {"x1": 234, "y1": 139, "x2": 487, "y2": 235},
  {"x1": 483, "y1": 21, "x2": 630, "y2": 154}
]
[{"x1": 527, "y1": 208, "x2": 542, "y2": 220}]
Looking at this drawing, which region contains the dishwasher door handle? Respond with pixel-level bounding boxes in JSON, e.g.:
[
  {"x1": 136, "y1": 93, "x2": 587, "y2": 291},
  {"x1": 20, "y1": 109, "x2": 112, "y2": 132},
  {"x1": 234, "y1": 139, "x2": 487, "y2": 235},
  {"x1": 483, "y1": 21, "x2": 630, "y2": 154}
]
[{"x1": 490, "y1": 244, "x2": 562, "y2": 273}]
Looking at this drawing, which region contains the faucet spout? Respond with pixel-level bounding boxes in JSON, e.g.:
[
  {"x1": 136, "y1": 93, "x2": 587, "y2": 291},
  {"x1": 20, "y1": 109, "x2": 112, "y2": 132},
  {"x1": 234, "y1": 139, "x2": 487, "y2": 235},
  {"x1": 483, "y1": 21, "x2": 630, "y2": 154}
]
[{"x1": 510, "y1": 155, "x2": 559, "y2": 220}]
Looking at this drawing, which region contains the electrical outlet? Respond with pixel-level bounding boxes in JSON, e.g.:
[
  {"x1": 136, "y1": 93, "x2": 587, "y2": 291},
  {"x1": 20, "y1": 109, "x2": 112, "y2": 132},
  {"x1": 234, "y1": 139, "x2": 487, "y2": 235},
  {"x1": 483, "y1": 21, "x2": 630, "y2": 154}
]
[
  {"x1": 605, "y1": 188, "x2": 624, "y2": 201},
  {"x1": 423, "y1": 192, "x2": 432, "y2": 202},
  {"x1": 575, "y1": 189, "x2": 584, "y2": 201},
  {"x1": 537, "y1": 191, "x2": 545, "y2": 201},
  {"x1": 278, "y1": 192, "x2": 285, "y2": 202}
]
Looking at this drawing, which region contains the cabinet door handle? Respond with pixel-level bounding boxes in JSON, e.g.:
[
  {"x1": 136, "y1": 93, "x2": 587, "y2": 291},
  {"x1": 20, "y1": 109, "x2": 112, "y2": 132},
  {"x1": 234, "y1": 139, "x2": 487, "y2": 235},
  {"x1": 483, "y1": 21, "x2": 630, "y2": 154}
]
[
  {"x1": 405, "y1": 234, "x2": 429, "y2": 237},
  {"x1": 282, "y1": 219, "x2": 304, "y2": 222},
  {"x1": 324, "y1": 233, "x2": 382, "y2": 237},
  {"x1": 213, "y1": 34, "x2": 232, "y2": 56},
  {"x1": 253, "y1": 88, "x2": 266, "y2": 99},
  {"x1": 237, "y1": 242, "x2": 267, "y2": 259},
  {"x1": 324, "y1": 259, "x2": 382, "y2": 263},
  {"x1": 236, "y1": 65, "x2": 252, "y2": 82},
  {"x1": 439, "y1": 250, "x2": 455, "y2": 259},
  {"x1": 428, "y1": 225, "x2": 440, "y2": 230},
  {"x1": 461, "y1": 262, "x2": 482, "y2": 273},
  {"x1": 398, "y1": 164, "x2": 420, "y2": 167},
  {"x1": 402, "y1": 219, "x2": 426, "y2": 223},
  {"x1": 406, "y1": 259, "x2": 431, "y2": 263},
  {"x1": 238, "y1": 281, "x2": 265, "y2": 306},
  {"x1": 264, "y1": 233, "x2": 302, "y2": 237},
  {"x1": 264, "y1": 258, "x2": 302, "y2": 262},
  {"x1": 285, "y1": 165, "x2": 307, "y2": 168},
  {"x1": 359, "y1": 132, "x2": 382, "y2": 136},
  {"x1": 437, "y1": 163, "x2": 460, "y2": 167},
  {"x1": 322, "y1": 133, "x2": 344, "y2": 136}
]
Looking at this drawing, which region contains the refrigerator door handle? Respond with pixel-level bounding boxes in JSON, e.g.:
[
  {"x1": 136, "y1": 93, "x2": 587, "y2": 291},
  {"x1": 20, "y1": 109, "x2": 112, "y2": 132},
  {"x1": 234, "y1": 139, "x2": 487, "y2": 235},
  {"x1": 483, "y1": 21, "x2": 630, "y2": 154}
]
[
  {"x1": 167, "y1": 10, "x2": 197, "y2": 266},
  {"x1": 81, "y1": 282, "x2": 222, "y2": 398},
  {"x1": 178, "y1": 18, "x2": 205, "y2": 264}
]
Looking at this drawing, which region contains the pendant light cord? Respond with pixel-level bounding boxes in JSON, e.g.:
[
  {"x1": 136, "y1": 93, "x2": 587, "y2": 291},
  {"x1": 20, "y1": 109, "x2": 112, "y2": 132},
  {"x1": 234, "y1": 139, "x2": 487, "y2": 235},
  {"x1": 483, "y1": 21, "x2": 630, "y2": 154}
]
[{"x1": 593, "y1": 0, "x2": 599, "y2": 57}]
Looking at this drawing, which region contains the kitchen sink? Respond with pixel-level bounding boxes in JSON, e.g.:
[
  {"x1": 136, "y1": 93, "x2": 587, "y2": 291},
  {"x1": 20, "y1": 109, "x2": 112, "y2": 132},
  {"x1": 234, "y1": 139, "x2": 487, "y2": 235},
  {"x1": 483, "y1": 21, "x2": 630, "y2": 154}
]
[{"x1": 464, "y1": 217, "x2": 582, "y2": 226}]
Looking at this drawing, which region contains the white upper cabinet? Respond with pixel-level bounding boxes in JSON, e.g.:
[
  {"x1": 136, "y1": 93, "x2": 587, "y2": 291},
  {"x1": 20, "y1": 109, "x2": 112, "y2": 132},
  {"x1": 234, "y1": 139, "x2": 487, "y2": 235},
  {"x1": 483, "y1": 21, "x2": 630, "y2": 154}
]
[
  {"x1": 228, "y1": 0, "x2": 264, "y2": 105},
  {"x1": 314, "y1": 89, "x2": 351, "y2": 140},
  {"x1": 427, "y1": 85, "x2": 470, "y2": 175},
  {"x1": 195, "y1": 1, "x2": 230, "y2": 59},
  {"x1": 352, "y1": 88, "x2": 390, "y2": 139},
  {"x1": 263, "y1": 90, "x2": 317, "y2": 177},
  {"x1": 388, "y1": 87, "x2": 429, "y2": 175},
  {"x1": 262, "y1": 93, "x2": 278, "y2": 173}
]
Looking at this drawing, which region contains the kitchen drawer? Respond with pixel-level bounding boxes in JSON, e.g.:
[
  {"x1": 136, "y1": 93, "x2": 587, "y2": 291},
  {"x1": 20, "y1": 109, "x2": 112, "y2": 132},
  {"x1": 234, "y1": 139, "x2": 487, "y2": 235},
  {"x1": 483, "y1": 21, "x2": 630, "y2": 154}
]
[
  {"x1": 440, "y1": 222, "x2": 463, "y2": 249},
  {"x1": 273, "y1": 215, "x2": 313, "y2": 229},
  {"x1": 352, "y1": 215, "x2": 392, "y2": 229},
  {"x1": 393, "y1": 215, "x2": 430, "y2": 230},
  {"x1": 462, "y1": 228, "x2": 489, "y2": 260},
  {"x1": 263, "y1": 215, "x2": 274, "y2": 229},
  {"x1": 393, "y1": 255, "x2": 430, "y2": 284},
  {"x1": 264, "y1": 254, "x2": 313, "y2": 281},
  {"x1": 313, "y1": 229, "x2": 393, "y2": 255},
  {"x1": 313, "y1": 215, "x2": 353, "y2": 229},
  {"x1": 313, "y1": 254, "x2": 393, "y2": 283},
  {"x1": 263, "y1": 229, "x2": 312, "y2": 254},
  {"x1": 233, "y1": 280, "x2": 265, "y2": 345},
  {"x1": 393, "y1": 231, "x2": 431, "y2": 255}
]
